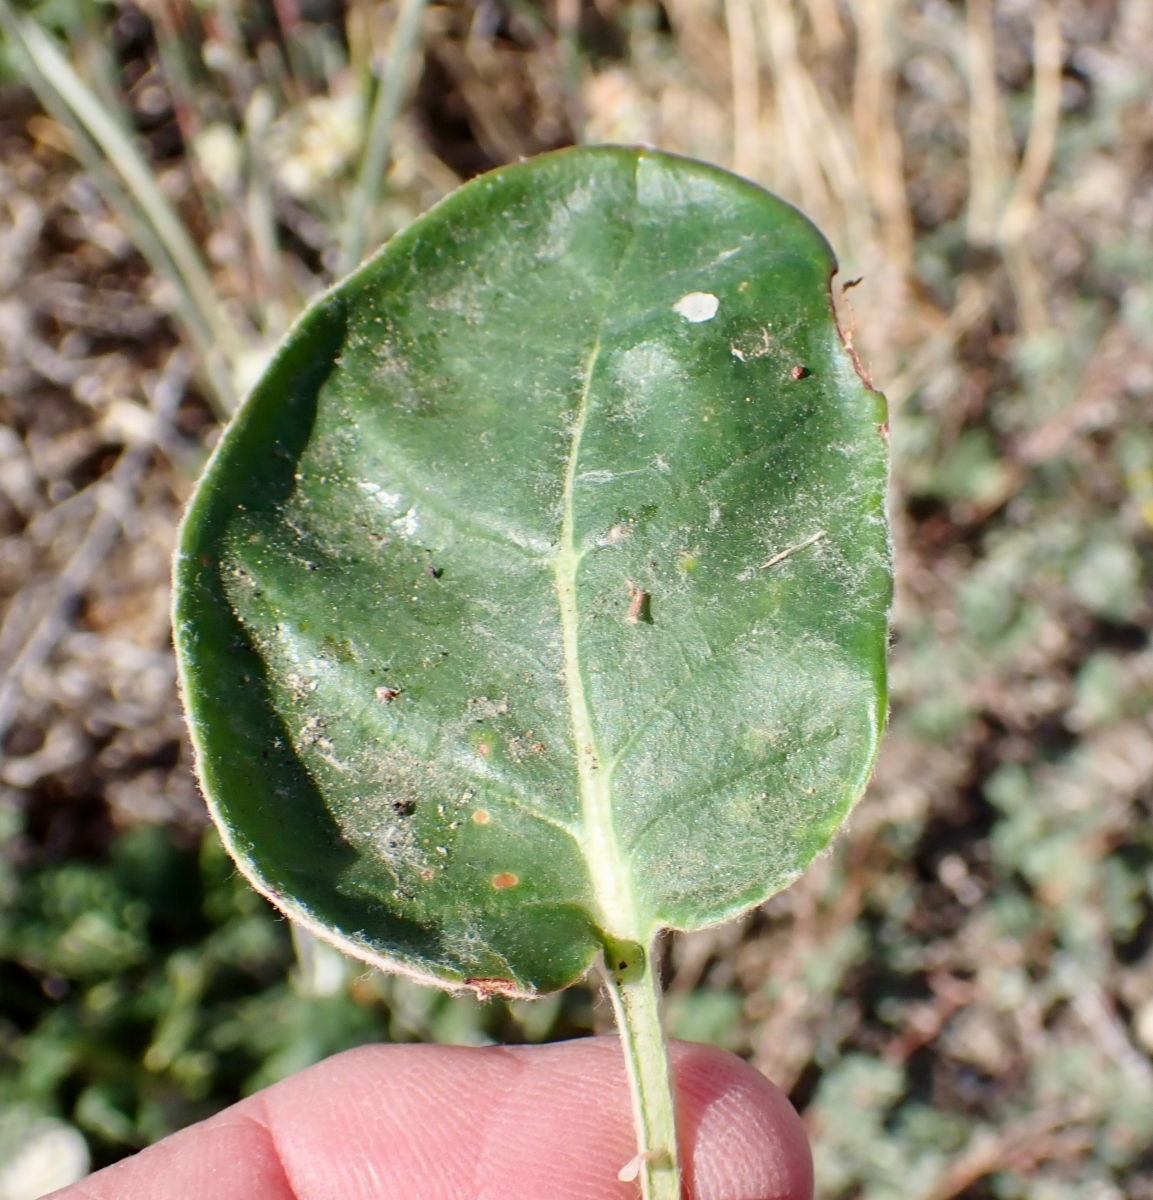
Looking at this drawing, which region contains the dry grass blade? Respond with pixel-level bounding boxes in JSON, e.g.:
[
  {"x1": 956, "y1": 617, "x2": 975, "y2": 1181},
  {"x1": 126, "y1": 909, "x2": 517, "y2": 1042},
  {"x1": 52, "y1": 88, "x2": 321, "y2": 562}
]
[
  {"x1": 4, "y1": 9, "x2": 245, "y2": 365},
  {"x1": 339, "y1": 0, "x2": 431, "y2": 273},
  {"x1": 799, "y1": 0, "x2": 844, "y2": 53},
  {"x1": 244, "y1": 89, "x2": 289, "y2": 338},
  {"x1": 724, "y1": 0, "x2": 760, "y2": 180},
  {"x1": 0, "y1": 3, "x2": 240, "y2": 416},
  {"x1": 850, "y1": 0, "x2": 912, "y2": 272},
  {"x1": 758, "y1": 0, "x2": 831, "y2": 224},
  {"x1": 555, "y1": 0, "x2": 583, "y2": 137}
]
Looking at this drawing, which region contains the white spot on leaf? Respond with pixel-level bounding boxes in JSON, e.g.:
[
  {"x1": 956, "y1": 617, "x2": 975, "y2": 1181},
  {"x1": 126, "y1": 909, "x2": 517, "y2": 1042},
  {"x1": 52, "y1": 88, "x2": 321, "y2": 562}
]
[
  {"x1": 391, "y1": 507, "x2": 419, "y2": 538},
  {"x1": 673, "y1": 292, "x2": 719, "y2": 323}
]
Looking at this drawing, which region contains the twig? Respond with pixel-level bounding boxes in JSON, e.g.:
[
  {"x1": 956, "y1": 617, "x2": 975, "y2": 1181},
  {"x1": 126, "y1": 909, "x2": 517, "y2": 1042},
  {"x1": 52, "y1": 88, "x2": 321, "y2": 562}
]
[
  {"x1": 965, "y1": 0, "x2": 1012, "y2": 247},
  {"x1": 997, "y1": 0, "x2": 1062, "y2": 337},
  {"x1": 1058, "y1": 958, "x2": 1153, "y2": 1093},
  {"x1": 0, "y1": 350, "x2": 190, "y2": 745},
  {"x1": 338, "y1": 0, "x2": 430, "y2": 274},
  {"x1": 761, "y1": 529, "x2": 825, "y2": 569},
  {"x1": 998, "y1": 0, "x2": 1062, "y2": 245},
  {"x1": 884, "y1": 276, "x2": 988, "y2": 411},
  {"x1": 883, "y1": 972, "x2": 973, "y2": 1063},
  {"x1": 915, "y1": 1103, "x2": 1095, "y2": 1200}
]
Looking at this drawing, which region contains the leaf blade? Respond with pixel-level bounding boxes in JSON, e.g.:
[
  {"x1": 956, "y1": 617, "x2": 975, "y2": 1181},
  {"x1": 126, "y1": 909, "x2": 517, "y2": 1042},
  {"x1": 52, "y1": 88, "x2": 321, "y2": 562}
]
[{"x1": 174, "y1": 146, "x2": 890, "y2": 994}]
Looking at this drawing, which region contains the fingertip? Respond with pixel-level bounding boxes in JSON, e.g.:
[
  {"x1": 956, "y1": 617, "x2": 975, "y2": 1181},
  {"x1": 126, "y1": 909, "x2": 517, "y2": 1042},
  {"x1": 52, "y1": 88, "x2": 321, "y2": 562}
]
[
  {"x1": 671, "y1": 1041, "x2": 813, "y2": 1200},
  {"x1": 57, "y1": 1036, "x2": 812, "y2": 1200}
]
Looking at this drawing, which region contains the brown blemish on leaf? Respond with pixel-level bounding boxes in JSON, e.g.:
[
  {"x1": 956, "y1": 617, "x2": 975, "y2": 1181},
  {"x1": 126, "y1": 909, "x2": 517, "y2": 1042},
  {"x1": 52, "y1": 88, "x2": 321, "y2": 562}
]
[
  {"x1": 492, "y1": 872, "x2": 518, "y2": 889},
  {"x1": 626, "y1": 584, "x2": 643, "y2": 623},
  {"x1": 419, "y1": 867, "x2": 434, "y2": 881},
  {"x1": 506, "y1": 730, "x2": 544, "y2": 760},
  {"x1": 829, "y1": 272, "x2": 876, "y2": 391},
  {"x1": 466, "y1": 977, "x2": 518, "y2": 999},
  {"x1": 625, "y1": 581, "x2": 652, "y2": 625},
  {"x1": 472, "y1": 808, "x2": 491, "y2": 825}
]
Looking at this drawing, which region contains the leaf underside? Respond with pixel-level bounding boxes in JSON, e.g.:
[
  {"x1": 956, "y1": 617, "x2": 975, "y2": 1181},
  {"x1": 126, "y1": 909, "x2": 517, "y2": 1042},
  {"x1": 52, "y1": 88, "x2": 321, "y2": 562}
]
[{"x1": 174, "y1": 146, "x2": 890, "y2": 996}]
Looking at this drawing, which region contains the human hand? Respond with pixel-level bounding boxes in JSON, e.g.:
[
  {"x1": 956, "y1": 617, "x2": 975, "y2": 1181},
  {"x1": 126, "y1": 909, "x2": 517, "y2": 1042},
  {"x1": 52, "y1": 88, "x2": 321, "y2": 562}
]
[{"x1": 51, "y1": 1036, "x2": 811, "y2": 1199}]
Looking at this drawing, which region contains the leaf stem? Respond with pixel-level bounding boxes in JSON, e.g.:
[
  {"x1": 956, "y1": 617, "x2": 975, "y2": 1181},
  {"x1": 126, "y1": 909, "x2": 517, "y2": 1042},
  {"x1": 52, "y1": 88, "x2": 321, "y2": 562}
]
[{"x1": 601, "y1": 942, "x2": 680, "y2": 1200}]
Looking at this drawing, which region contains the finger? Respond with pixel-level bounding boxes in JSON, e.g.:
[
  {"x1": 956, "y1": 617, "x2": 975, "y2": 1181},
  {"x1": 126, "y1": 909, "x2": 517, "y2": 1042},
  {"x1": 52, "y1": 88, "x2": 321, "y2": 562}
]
[{"x1": 54, "y1": 1036, "x2": 811, "y2": 1200}]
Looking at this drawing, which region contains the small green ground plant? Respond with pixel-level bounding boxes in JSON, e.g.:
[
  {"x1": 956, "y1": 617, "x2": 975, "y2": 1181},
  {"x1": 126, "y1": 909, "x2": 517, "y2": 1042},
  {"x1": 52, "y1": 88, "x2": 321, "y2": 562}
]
[{"x1": 173, "y1": 144, "x2": 890, "y2": 1198}]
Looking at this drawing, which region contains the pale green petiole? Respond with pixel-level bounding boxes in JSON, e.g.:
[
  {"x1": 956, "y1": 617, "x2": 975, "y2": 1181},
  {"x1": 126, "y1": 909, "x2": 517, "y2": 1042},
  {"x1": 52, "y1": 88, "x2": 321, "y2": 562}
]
[{"x1": 601, "y1": 942, "x2": 681, "y2": 1200}]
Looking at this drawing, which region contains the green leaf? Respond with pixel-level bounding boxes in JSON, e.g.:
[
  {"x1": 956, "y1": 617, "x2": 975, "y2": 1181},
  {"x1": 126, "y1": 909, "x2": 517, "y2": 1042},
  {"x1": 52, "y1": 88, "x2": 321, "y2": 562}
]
[{"x1": 174, "y1": 146, "x2": 890, "y2": 998}]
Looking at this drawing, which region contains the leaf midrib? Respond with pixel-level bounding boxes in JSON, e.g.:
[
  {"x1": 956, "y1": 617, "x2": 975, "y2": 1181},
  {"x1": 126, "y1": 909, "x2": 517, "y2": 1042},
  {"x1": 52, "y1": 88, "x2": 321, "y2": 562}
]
[
  {"x1": 555, "y1": 330, "x2": 639, "y2": 941},
  {"x1": 555, "y1": 176, "x2": 642, "y2": 941}
]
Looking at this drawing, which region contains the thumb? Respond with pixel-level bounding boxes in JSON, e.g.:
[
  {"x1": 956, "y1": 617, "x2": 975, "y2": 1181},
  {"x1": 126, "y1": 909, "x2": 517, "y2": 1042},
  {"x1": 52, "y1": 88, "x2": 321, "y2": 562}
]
[{"x1": 53, "y1": 1035, "x2": 811, "y2": 1200}]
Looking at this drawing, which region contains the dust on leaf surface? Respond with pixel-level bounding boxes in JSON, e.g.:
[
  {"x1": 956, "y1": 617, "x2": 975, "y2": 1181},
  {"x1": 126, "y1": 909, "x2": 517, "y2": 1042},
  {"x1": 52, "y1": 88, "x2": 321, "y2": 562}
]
[{"x1": 173, "y1": 146, "x2": 891, "y2": 995}]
